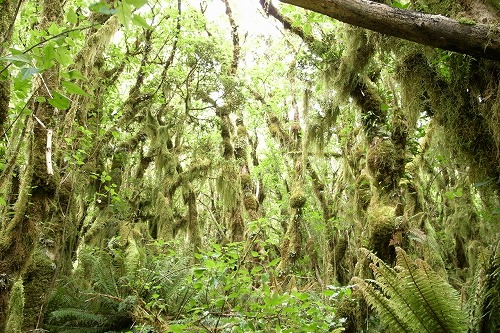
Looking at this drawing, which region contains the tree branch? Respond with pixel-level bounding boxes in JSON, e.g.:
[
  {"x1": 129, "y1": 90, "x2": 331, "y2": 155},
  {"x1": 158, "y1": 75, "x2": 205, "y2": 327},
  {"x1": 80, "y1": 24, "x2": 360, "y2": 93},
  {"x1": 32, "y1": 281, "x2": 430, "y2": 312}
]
[{"x1": 279, "y1": 0, "x2": 500, "y2": 61}]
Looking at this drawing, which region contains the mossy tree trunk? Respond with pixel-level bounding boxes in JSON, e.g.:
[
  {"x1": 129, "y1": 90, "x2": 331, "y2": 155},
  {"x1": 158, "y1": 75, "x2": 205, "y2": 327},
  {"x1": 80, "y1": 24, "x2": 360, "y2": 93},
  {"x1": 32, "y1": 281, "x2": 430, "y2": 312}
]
[
  {"x1": 0, "y1": 0, "x2": 21, "y2": 134},
  {"x1": 0, "y1": 0, "x2": 63, "y2": 330},
  {"x1": 280, "y1": 0, "x2": 500, "y2": 60}
]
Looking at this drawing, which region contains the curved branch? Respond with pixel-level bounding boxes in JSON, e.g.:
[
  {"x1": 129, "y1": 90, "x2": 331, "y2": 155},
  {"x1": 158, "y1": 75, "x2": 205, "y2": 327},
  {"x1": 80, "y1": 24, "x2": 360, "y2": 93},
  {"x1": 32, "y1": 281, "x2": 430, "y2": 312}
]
[{"x1": 280, "y1": 0, "x2": 500, "y2": 61}]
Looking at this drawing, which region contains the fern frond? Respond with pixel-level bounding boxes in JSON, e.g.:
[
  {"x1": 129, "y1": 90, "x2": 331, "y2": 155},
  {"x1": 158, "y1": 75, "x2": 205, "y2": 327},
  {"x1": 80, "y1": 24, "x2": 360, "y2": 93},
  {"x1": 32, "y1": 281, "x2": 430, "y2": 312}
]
[
  {"x1": 397, "y1": 248, "x2": 467, "y2": 333},
  {"x1": 354, "y1": 247, "x2": 468, "y2": 333},
  {"x1": 49, "y1": 308, "x2": 105, "y2": 326},
  {"x1": 353, "y1": 277, "x2": 413, "y2": 333}
]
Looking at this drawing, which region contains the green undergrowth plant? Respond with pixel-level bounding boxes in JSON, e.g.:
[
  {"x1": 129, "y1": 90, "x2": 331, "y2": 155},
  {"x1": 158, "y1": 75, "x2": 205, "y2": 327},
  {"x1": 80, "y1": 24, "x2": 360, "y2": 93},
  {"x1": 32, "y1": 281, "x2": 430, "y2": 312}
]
[
  {"x1": 45, "y1": 241, "x2": 191, "y2": 332},
  {"x1": 179, "y1": 242, "x2": 347, "y2": 333},
  {"x1": 353, "y1": 247, "x2": 467, "y2": 333}
]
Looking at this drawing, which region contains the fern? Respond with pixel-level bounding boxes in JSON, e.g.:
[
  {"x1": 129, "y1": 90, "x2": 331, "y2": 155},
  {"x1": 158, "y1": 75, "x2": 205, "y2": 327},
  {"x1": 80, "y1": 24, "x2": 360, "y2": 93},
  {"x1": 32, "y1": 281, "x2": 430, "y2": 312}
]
[
  {"x1": 355, "y1": 247, "x2": 467, "y2": 333},
  {"x1": 45, "y1": 245, "x2": 191, "y2": 332},
  {"x1": 468, "y1": 243, "x2": 500, "y2": 333}
]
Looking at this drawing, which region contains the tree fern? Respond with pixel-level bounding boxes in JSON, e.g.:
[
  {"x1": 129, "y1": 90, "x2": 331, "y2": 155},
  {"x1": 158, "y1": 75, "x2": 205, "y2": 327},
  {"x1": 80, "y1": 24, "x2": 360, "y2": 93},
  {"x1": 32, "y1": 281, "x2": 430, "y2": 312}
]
[{"x1": 354, "y1": 247, "x2": 467, "y2": 333}]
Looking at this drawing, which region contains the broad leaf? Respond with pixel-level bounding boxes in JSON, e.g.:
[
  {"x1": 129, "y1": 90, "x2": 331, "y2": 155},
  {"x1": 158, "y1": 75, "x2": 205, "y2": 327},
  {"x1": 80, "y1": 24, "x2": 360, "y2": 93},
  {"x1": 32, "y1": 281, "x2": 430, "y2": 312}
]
[
  {"x1": 132, "y1": 14, "x2": 151, "y2": 30},
  {"x1": 1, "y1": 54, "x2": 32, "y2": 64},
  {"x1": 125, "y1": 0, "x2": 148, "y2": 9},
  {"x1": 62, "y1": 81, "x2": 90, "y2": 96},
  {"x1": 18, "y1": 67, "x2": 41, "y2": 81},
  {"x1": 48, "y1": 91, "x2": 71, "y2": 110}
]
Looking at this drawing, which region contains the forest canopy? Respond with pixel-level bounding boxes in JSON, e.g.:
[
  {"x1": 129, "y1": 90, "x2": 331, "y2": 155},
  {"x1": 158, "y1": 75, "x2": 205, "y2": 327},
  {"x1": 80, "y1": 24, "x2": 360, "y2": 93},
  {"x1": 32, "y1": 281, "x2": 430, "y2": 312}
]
[{"x1": 0, "y1": 0, "x2": 499, "y2": 332}]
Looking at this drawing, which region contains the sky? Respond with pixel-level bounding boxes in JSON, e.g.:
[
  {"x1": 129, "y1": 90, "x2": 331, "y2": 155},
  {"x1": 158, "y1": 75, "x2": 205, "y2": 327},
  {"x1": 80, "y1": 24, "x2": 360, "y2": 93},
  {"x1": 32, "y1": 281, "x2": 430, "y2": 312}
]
[{"x1": 205, "y1": 0, "x2": 281, "y2": 36}]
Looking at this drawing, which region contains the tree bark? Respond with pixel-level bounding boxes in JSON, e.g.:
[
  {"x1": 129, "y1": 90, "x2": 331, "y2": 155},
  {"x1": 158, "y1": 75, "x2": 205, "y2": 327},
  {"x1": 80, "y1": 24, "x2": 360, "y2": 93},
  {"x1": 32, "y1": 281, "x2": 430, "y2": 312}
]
[{"x1": 279, "y1": 0, "x2": 500, "y2": 61}]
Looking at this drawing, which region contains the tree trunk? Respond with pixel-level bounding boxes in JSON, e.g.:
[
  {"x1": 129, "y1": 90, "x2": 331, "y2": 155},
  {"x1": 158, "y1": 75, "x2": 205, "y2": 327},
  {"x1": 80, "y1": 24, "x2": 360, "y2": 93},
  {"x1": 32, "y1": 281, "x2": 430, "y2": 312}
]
[{"x1": 280, "y1": 0, "x2": 500, "y2": 60}]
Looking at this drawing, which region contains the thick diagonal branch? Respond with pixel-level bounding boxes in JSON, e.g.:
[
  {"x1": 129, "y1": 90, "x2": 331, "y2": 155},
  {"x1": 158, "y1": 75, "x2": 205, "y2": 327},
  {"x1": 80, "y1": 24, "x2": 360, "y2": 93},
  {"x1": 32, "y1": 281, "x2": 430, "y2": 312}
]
[{"x1": 280, "y1": 0, "x2": 500, "y2": 60}]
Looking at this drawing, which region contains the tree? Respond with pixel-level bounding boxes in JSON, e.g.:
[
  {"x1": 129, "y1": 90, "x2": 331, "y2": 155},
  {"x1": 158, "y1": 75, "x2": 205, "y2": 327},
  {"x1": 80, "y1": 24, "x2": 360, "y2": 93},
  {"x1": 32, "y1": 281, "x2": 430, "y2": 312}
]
[
  {"x1": 0, "y1": 0, "x2": 498, "y2": 331},
  {"x1": 279, "y1": 0, "x2": 500, "y2": 60}
]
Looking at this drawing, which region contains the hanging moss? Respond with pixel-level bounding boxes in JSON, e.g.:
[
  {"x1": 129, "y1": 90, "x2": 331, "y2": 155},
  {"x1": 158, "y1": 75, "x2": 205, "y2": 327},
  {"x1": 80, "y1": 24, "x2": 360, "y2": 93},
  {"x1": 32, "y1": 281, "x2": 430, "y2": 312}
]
[
  {"x1": 154, "y1": 193, "x2": 174, "y2": 240},
  {"x1": 397, "y1": 52, "x2": 500, "y2": 188}
]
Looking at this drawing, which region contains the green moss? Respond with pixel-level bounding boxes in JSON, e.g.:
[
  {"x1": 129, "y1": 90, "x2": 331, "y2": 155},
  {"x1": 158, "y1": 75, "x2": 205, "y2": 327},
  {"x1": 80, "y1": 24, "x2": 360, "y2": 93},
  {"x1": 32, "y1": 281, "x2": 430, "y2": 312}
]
[
  {"x1": 22, "y1": 248, "x2": 55, "y2": 331},
  {"x1": 6, "y1": 278, "x2": 24, "y2": 333},
  {"x1": 290, "y1": 190, "x2": 307, "y2": 209},
  {"x1": 367, "y1": 205, "x2": 396, "y2": 263},
  {"x1": 237, "y1": 125, "x2": 247, "y2": 136},
  {"x1": 243, "y1": 195, "x2": 258, "y2": 212},
  {"x1": 240, "y1": 174, "x2": 252, "y2": 192},
  {"x1": 458, "y1": 18, "x2": 476, "y2": 25},
  {"x1": 366, "y1": 138, "x2": 398, "y2": 190},
  {"x1": 355, "y1": 173, "x2": 373, "y2": 211}
]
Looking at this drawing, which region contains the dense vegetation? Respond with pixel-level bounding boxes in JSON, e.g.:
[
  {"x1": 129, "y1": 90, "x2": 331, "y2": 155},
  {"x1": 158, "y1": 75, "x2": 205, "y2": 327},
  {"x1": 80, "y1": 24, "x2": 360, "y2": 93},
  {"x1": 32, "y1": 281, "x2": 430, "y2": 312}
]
[{"x1": 0, "y1": 0, "x2": 499, "y2": 332}]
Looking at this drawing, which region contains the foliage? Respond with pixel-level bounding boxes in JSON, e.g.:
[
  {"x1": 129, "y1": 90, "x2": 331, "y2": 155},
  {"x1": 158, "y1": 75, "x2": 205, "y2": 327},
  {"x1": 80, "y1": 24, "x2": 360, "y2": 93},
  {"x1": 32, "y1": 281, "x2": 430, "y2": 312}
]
[
  {"x1": 353, "y1": 247, "x2": 467, "y2": 333},
  {"x1": 183, "y1": 242, "x2": 347, "y2": 332},
  {"x1": 0, "y1": 0, "x2": 498, "y2": 332},
  {"x1": 45, "y1": 242, "x2": 190, "y2": 332}
]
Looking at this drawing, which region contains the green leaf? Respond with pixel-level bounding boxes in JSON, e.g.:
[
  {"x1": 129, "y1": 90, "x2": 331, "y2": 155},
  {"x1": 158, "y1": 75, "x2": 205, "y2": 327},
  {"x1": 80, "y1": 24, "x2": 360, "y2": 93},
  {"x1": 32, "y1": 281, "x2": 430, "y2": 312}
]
[
  {"x1": 132, "y1": 14, "x2": 151, "y2": 30},
  {"x1": 125, "y1": 0, "x2": 148, "y2": 8},
  {"x1": 62, "y1": 70, "x2": 87, "y2": 81},
  {"x1": 55, "y1": 48, "x2": 73, "y2": 66},
  {"x1": 117, "y1": 1, "x2": 133, "y2": 29},
  {"x1": 41, "y1": 44, "x2": 56, "y2": 68},
  {"x1": 392, "y1": 1, "x2": 410, "y2": 9},
  {"x1": 251, "y1": 266, "x2": 263, "y2": 274},
  {"x1": 303, "y1": 22, "x2": 312, "y2": 34},
  {"x1": 473, "y1": 179, "x2": 491, "y2": 188},
  {"x1": 0, "y1": 197, "x2": 6, "y2": 206},
  {"x1": 67, "y1": 8, "x2": 78, "y2": 25},
  {"x1": 62, "y1": 81, "x2": 90, "y2": 96},
  {"x1": 1, "y1": 54, "x2": 32, "y2": 64},
  {"x1": 18, "y1": 67, "x2": 41, "y2": 81},
  {"x1": 48, "y1": 22, "x2": 60, "y2": 35},
  {"x1": 89, "y1": 2, "x2": 118, "y2": 15},
  {"x1": 268, "y1": 258, "x2": 280, "y2": 267},
  {"x1": 380, "y1": 103, "x2": 390, "y2": 111},
  {"x1": 48, "y1": 91, "x2": 71, "y2": 110}
]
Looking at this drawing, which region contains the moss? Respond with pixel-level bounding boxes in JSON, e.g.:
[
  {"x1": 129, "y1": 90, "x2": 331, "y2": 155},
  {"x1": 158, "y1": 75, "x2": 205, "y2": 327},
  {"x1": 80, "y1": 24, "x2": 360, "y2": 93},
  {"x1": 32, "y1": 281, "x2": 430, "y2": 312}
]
[
  {"x1": 397, "y1": 51, "x2": 500, "y2": 188},
  {"x1": 22, "y1": 248, "x2": 55, "y2": 331},
  {"x1": 240, "y1": 174, "x2": 252, "y2": 191},
  {"x1": 367, "y1": 205, "x2": 396, "y2": 263},
  {"x1": 352, "y1": 79, "x2": 385, "y2": 139},
  {"x1": 290, "y1": 190, "x2": 307, "y2": 209},
  {"x1": 6, "y1": 278, "x2": 24, "y2": 333},
  {"x1": 0, "y1": 79, "x2": 10, "y2": 134},
  {"x1": 355, "y1": 173, "x2": 373, "y2": 211},
  {"x1": 458, "y1": 17, "x2": 476, "y2": 25},
  {"x1": 268, "y1": 123, "x2": 280, "y2": 137},
  {"x1": 237, "y1": 125, "x2": 247, "y2": 136},
  {"x1": 243, "y1": 195, "x2": 258, "y2": 212},
  {"x1": 366, "y1": 138, "x2": 398, "y2": 190},
  {"x1": 336, "y1": 292, "x2": 366, "y2": 333}
]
